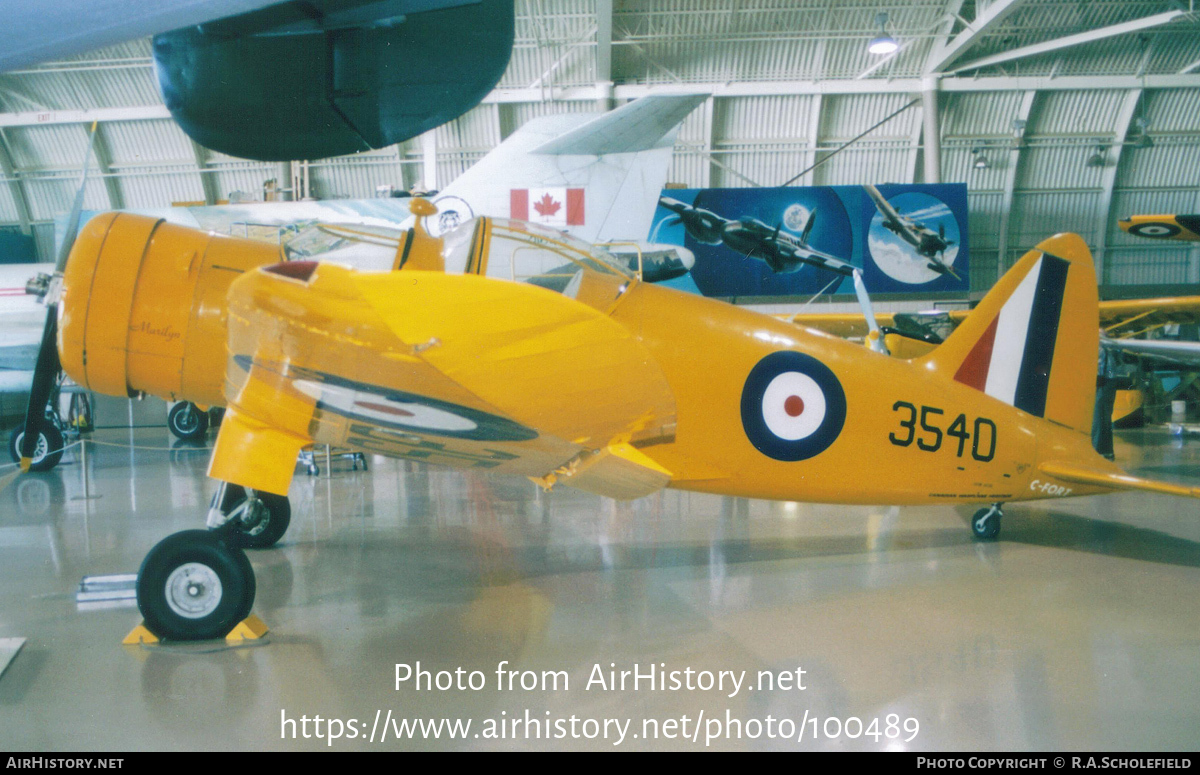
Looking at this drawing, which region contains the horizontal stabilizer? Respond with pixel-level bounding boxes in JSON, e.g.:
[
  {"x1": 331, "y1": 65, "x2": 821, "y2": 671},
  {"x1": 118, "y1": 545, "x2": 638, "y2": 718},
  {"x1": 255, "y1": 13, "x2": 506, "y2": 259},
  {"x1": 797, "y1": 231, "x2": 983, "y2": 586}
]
[
  {"x1": 532, "y1": 94, "x2": 707, "y2": 155},
  {"x1": 1039, "y1": 460, "x2": 1200, "y2": 499}
]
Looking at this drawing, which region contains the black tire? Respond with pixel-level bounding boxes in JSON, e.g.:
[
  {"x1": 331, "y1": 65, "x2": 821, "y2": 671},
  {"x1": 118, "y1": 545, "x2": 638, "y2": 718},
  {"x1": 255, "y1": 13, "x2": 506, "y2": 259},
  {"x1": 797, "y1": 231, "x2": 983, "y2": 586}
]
[
  {"x1": 168, "y1": 402, "x2": 209, "y2": 441},
  {"x1": 971, "y1": 506, "x2": 1001, "y2": 541},
  {"x1": 8, "y1": 422, "x2": 65, "y2": 472},
  {"x1": 137, "y1": 530, "x2": 256, "y2": 641},
  {"x1": 223, "y1": 487, "x2": 291, "y2": 549}
]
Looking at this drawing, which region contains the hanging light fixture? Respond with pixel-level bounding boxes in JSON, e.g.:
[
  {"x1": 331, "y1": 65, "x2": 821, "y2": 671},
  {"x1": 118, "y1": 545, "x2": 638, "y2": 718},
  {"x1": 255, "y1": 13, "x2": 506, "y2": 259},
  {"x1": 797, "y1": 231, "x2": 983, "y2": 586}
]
[
  {"x1": 1133, "y1": 116, "x2": 1153, "y2": 148},
  {"x1": 972, "y1": 146, "x2": 990, "y2": 169},
  {"x1": 868, "y1": 12, "x2": 899, "y2": 55},
  {"x1": 1087, "y1": 145, "x2": 1107, "y2": 167}
]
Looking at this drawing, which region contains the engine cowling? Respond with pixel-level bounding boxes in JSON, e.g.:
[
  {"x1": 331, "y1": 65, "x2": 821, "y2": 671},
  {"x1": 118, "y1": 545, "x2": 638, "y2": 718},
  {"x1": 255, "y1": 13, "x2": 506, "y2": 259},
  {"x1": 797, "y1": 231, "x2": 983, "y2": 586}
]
[{"x1": 58, "y1": 213, "x2": 285, "y2": 407}]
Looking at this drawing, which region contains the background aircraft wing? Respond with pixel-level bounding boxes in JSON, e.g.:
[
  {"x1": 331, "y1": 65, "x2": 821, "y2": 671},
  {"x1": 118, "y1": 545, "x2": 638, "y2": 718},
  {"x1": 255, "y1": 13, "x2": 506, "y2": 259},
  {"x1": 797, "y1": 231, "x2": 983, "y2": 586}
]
[
  {"x1": 1118, "y1": 214, "x2": 1200, "y2": 241},
  {"x1": 864, "y1": 184, "x2": 904, "y2": 227},
  {"x1": 1101, "y1": 337, "x2": 1200, "y2": 369},
  {"x1": 0, "y1": 0, "x2": 286, "y2": 71},
  {"x1": 781, "y1": 244, "x2": 857, "y2": 277},
  {"x1": 1099, "y1": 296, "x2": 1200, "y2": 334}
]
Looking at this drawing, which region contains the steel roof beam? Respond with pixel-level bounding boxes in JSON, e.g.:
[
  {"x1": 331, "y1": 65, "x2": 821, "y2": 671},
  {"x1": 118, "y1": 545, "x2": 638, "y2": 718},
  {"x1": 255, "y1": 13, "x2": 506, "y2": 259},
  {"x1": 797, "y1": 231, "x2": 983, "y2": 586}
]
[
  {"x1": 0, "y1": 128, "x2": 32, "y2": 233},
  {"x1": 91, "y1": 123, "x2": 124, "y2": 210},
  {"x1": 925, "y1": 0, "x2": 1031, "y2": 75},
  {"x1": 996, "y1": 90, "x2": 1036, "y2": 282},
  {"x1": 1093, "y1": 89, "x2": 1145, "y2": 283},
  {"x1": 0, "y1": 105, "x2": 169, "y2": 127},
  {"x1": 949, "y1": 11, "x2": 1187, "y2": 74}
]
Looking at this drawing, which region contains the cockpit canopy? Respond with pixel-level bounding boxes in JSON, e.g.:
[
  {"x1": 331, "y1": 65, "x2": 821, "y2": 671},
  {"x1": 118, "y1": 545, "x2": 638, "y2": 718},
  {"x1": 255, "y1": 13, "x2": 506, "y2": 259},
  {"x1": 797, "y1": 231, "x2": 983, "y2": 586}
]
[{"x1": 441, "y1": 217, "x2": 633, "y2": 290}]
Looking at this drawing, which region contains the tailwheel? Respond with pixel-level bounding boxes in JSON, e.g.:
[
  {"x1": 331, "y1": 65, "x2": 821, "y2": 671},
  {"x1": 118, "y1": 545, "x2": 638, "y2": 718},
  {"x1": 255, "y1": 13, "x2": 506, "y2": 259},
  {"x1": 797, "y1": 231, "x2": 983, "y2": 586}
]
[
  {"x1": 168, "y1": 401, "x2": 209, "y2": 441},
  {"x1": 215, "y1": 484, "x2": 290, "y2": 549},
  {"x1": 971, "y1": 503, "x2": 1003, "y2": 541},
  {"x1": 137, "y1": 530, "x2": 255, "y2": 641}
]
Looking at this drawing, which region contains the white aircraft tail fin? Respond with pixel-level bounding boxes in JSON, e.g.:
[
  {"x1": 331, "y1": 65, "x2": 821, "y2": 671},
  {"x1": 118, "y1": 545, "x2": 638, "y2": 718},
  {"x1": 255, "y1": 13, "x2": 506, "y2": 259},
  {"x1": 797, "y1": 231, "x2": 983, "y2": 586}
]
[
  {"x1": 436, "y1": 94, "x2": 707, "y2": 243},
  {"x1": 531, "y1": 94, "x2": 707, "y2": 155}
]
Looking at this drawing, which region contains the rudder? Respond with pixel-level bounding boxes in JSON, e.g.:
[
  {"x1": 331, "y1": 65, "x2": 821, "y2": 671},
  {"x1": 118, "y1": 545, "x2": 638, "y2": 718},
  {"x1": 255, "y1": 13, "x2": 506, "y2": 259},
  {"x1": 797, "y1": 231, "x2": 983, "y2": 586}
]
[{"x1": 920, "y1": 233, "x2": 1098, "y2": 434}]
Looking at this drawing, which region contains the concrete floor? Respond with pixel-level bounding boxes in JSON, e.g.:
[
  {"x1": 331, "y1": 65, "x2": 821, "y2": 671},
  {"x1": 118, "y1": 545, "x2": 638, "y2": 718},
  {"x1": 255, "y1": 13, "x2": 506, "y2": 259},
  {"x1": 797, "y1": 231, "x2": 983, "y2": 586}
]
[{"x1": 0, "y1": 426, "x2": 1198, "y2": 751}]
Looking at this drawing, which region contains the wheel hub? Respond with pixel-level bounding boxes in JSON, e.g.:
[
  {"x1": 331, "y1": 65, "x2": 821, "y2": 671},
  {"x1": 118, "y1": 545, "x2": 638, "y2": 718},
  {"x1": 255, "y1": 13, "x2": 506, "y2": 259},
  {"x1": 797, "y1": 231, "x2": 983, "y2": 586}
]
[
  {"x1": 240, "y1": 494, "x2": 269, "y2": 537},
  {"x1": 175, "y1": 407, "x2": 198, "y2": 432},
  {"x1": 165, "y1": 562, "x2": 223, "y2": 619}
]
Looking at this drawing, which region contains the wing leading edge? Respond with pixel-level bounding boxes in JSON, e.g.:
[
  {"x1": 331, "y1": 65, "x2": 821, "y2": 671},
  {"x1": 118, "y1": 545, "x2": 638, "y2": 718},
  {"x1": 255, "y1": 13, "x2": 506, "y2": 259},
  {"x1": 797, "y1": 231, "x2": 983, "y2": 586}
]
[{"x1": 210, "y1": 261, "x2": 677, "y2": 499}]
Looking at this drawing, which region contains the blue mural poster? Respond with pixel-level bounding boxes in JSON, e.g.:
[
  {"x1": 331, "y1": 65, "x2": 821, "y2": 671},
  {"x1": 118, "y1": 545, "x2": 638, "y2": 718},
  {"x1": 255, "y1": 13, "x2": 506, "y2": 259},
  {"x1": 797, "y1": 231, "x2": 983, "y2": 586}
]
[{"x1": 648, "y1": 183, "x2": 968, "y2": 297}]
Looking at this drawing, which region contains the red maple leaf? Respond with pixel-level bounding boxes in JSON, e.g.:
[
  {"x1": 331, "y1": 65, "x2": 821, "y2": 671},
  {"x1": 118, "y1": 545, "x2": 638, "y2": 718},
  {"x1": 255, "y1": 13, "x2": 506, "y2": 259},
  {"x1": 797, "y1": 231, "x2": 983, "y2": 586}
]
[{"x1": 533, "y1": 193, "x2": 561, "y2": 217}]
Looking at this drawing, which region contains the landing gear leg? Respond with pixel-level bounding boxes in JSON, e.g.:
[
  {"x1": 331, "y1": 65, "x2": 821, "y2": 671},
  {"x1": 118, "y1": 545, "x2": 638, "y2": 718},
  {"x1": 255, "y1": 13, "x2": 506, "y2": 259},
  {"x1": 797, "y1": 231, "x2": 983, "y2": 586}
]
[
  {"x1": 971, "y1": 503, "x2": 1003, "y2": 540},
  {"x1": 206, "y1": 482, "x2": 291, "y2": 549}
]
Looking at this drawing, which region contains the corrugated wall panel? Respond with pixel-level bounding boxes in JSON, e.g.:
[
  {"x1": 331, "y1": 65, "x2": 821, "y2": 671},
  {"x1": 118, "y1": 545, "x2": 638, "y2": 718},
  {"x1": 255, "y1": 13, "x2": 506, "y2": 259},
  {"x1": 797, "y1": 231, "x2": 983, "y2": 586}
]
[
  {"x1": 821, "y1": 94, "x2": 914, "y2": 141},
  {"x1": 1115, "y1": 142, "x2": 1200, "y2": 190},
  {"x1": 499, "y1": 100, "x2": 596, "y2": 138},
  {"x1": 1030, "y1": 91, "x2": 1127, "y2": 135},
  {"x1": 968, "y1": 191, "x2": 1005, "y2": 252},
  {"x1": 117, "y1": 168, "x2": 206, "y2": 209},
  {"x1": 714, "y1": 95, "x2": 815, "y2": 141},
  {"x1": 1016, "y1": 144, "x2": 1107, "y2": 190},
  {"x1": 941, "y1": 92, "x2": 1027, "y2": 137},
  {"x1": 1009, "y1": 190, "x2": 1102, "y2": 251},
  {"x1": 943, "y1": 147, "x2": 1007, "y2": 191},
  {"x1": 1105, "y1": 247, "x2": 1193, "y2": 285},
  {"x1": 813, "y1": 146, "x2": 910, "y2": 187}
]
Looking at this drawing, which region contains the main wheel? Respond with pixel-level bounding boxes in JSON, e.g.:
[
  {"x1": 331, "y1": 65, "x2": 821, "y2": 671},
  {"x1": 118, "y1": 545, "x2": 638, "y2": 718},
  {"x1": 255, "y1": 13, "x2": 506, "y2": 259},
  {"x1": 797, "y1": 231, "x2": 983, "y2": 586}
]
[
  {"x1": 137, "y1": 530, "x2": 255, "y2": 641},
  {"x1": 8, "y1": 422, "x2": 64, "y2": 472},
  {"x1": 971, "y1": 505, "x2": 1002, "y2": 541},
  {"x1": 220, "y1": 486, "x2": 290, "y2": 549},
  {"x1": 168, "y1": 402, "x2": 209, "y2": 441}
]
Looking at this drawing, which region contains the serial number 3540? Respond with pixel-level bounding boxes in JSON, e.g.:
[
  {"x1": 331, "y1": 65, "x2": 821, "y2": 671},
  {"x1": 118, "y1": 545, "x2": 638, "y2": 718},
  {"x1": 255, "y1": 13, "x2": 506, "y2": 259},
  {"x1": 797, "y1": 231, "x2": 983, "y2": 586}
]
[{"x1": 888, "y1": 401, "x2": 997, "y2": 462}]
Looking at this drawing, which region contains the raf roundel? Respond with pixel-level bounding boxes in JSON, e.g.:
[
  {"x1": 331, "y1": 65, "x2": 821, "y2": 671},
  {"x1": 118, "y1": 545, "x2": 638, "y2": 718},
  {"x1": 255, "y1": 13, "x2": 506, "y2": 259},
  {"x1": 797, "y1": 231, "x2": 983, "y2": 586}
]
[
  {"x1": 740, "y1": 351, "x2": 846, "y2": 462},
  {"x1": 1128, "y1": 222, "x2": 1181, "y2": 238}
]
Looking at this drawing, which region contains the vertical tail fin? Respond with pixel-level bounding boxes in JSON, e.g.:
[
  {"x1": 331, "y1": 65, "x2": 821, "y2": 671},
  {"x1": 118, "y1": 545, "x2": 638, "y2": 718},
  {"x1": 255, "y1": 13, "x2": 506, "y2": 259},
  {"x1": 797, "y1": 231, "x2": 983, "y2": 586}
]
[
  {"x1": 438, "y1": 94, "x2": 706, "y2": 244},
  {"x1": 920, "y1": 233, "x2": 1098, "y2": 434}
]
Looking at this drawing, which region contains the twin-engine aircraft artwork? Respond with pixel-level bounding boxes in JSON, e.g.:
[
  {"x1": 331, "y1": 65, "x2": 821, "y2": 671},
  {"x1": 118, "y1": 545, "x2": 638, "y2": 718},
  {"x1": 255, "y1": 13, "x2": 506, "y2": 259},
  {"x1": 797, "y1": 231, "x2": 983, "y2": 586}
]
[
  {"x1": 656, "y1": 196, "x2": 855, "y2": 276},
  {"x1": 29, "y1": 202, "x2": 1200, "y2": 641}
]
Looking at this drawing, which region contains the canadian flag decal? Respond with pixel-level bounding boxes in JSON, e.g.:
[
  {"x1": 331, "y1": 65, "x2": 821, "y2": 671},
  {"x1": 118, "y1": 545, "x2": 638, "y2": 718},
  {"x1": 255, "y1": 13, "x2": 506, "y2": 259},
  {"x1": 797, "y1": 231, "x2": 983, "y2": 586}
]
[{"x1": 510, "y1": 188, "x2": 584, "y2": 226}]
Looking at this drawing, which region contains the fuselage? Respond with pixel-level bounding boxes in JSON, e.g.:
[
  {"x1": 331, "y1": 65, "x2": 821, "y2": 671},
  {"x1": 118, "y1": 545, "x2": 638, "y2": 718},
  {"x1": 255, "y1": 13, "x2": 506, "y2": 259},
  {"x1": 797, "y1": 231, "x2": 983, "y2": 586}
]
[{"x1": 222, "y1": 261, "x2": 1117, "y2": 507}]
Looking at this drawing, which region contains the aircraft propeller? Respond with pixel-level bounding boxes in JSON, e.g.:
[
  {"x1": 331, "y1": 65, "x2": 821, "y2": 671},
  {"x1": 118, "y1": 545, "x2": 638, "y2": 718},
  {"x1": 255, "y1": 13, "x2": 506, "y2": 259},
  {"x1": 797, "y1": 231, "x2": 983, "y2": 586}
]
[{"x1": 17, "y1": 122, "x2": 98, "y2": 471}]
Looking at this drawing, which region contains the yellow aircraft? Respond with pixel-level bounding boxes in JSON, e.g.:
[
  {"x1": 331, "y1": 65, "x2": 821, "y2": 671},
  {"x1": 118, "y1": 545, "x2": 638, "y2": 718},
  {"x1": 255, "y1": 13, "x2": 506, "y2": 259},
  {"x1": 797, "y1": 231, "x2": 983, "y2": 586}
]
[
  {"x1": 1118, "y1": 214, "x2": 1200, "y2": 241},
  {"x1": 43, "y1": 203, "x2": 1200, "y2": 640}
]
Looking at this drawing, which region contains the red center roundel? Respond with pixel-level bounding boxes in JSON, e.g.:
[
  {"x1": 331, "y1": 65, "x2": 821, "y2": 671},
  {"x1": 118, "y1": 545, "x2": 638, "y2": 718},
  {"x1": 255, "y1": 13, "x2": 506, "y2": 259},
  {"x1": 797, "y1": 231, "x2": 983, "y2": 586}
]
[{"x1": 740, "y1": 351, "x2": 847, "y2": 462}]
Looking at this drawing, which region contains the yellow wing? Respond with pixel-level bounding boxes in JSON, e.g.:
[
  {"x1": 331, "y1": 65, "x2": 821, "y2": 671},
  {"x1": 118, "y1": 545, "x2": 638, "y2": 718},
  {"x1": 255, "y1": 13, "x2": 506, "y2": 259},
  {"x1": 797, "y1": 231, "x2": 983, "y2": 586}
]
[
  {"x1": 1118, "y1": 214, "x2": 1200, "y2": 242},
  {"x1": 210, "y1": 262, "x2": 677, "y2": 500}
]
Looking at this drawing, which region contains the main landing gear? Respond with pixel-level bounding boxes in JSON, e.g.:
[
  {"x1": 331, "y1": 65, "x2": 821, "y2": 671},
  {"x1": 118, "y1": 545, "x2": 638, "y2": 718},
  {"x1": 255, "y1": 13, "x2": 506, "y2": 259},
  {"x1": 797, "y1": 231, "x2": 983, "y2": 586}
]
[
  {"x1": 971, "y1": 503, "x2": 1003, "y2": 540},
  {"x1": 135, "y1": 483, "x2": 289, "y2": 640},
  {"x1": 167, "y1": 401, "x2": 209, "y2": 441}
]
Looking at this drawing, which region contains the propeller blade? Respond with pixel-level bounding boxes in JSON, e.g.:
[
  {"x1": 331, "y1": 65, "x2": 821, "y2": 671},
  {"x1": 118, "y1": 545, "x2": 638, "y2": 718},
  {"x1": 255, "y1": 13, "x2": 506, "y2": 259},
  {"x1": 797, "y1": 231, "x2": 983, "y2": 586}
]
[
  {"x1": 800, "y1": 209, "x2": 817, "y2": 244},
  {"x1": 55, "y1": 121, "x2": 99, "y2": 272},
  {"x1": 938, "y1": 222, "x2": 945, "y2": 240},
  {"x1": 18, "y1": 121, "x2": 98, "y2": 468}
]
